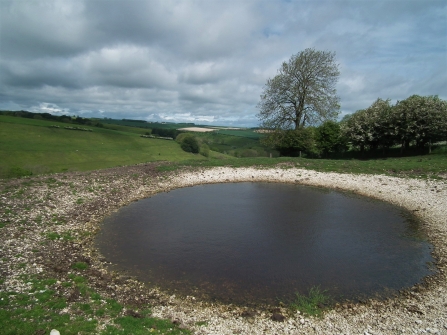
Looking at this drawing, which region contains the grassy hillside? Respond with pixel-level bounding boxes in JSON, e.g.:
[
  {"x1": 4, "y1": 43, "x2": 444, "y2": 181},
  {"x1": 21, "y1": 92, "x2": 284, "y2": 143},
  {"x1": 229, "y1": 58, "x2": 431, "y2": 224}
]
[
  {"x1": 192, "y1": 131, "x2": 276, "y2": 158},
  {"x1": 160, "y1": 146, "x2": 447, "y2": 179},
  {"x1": 214, "y1": 128, "x2": 263, "y2": 139},
  {"x1": 0, "y1": 116, "x2": 205, "y2": 178},
  {"x1": 1, "y1": 114, "x2": 446, "y2": 179}
]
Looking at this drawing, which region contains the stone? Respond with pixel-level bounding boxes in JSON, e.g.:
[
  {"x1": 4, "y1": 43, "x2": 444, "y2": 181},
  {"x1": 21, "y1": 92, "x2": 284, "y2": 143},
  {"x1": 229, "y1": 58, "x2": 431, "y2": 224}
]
[
  {"x1": 50, "y1": 330, "x2": 60, "y2": 335},
  {"x1": 271, "y1": 313, "x2": 285, "y2": 322}
]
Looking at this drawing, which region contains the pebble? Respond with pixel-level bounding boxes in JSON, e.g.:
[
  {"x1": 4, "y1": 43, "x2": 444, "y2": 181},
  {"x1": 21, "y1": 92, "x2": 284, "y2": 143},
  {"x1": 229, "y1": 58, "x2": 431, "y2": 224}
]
[{"x1": 2, "y1": 166, "x2": 446, "y2": 335}]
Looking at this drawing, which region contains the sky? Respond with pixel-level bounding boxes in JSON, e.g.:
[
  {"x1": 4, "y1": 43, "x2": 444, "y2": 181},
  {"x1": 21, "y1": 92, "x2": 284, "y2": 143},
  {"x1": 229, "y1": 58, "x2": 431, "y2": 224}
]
[{"x1": 0, "y1": 0, "x2": 446, "y2": 127}]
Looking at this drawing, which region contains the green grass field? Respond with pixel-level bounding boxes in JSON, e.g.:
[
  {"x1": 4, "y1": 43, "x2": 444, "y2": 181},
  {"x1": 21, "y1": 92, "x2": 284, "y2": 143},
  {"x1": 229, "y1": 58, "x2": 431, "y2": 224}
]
[
  {"x1": 160, "y1": 146, "x2": 447, "y2": 179},
  {"x1": 0, "y1": 116, "x2": 205, "y2": 178},
  {"x1": 214, "y1": 128, "x2": 262, "y2": 139},
  {"x1": 1, "y1": 114, "x2": 446, "y2": 179}
]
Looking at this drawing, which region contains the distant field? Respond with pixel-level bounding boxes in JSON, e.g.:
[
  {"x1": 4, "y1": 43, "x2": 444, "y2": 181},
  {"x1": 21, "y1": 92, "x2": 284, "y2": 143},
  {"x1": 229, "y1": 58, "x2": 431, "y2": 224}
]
[
  {"x1": 2, "y1": 114, "x2": 446, "y2": 180},
  {"x1": 192, "y1": 131, "x2": 276, "y2": 158},
  {"x1": 99, "y1": 119, "x2": 196, "y2": 130},
  {"x1": 0, "y1": 116, "x2": 205, "y2": 178},
  {"x1": 214, "y1": 128, "x2": 263, "y2": 139}
]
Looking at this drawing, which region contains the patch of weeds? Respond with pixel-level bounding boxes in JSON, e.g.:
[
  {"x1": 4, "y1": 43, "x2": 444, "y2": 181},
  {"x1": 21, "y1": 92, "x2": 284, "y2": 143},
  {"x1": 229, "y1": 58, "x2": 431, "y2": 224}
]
[
  {"x1": 95, "y1": 308, "x2": 106, "y2": 317},
  {"x1": 91, "y1": 292, "x2": 102, "y2": 301},
  {"x1": 69, "y1": 275, "x2": 86, "y2": 285},
  {"x1": 78, "y1": 303, "x2": 94, "y2": 315},
  {"x1": 104, "y1": 298, "x2": 123, "y2": 317},
  {"x1": 289, "y1": 286, "x2": 331, "y2": 317},
  {"x1": 51, "y1": 215, "x2": 65, "y2": 225},
  {"x1": 76, "y1": 198, "x2": 84, "y2": 204},
  {"x1": 45, "y1": 232, "x2": 61, "y2": 241},
  {"x1": 72, "y1": 262, "x2": 89, "y2": 271},
  {"x1": 46, "y1": 177, "x2": 57, "y2": 184},
  {"x1": 195, "y1": 320, "x2": 208, "y2": 326},
  {"x1": 7, "y1": 167, "x2": 33, "y2": 178},
  {"x1": 61, "y1": 231, "x2": 74, "y2": 241}
]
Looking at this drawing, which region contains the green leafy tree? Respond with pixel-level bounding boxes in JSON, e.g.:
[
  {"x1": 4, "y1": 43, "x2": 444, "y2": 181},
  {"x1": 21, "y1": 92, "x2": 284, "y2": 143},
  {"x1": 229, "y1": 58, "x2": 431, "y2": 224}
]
[
  {"x1": 257, "y1": 48, "x2": 340, "y2": 130},
  {"x1": 315, "y1": 120, "x2": 346, "y2": 157},
  {"x1": 176, "y1": 134, "x2": 200, "y2": 153},
  {"x1": 269, "y1": 127, "x2": 316, "y2": 157}
]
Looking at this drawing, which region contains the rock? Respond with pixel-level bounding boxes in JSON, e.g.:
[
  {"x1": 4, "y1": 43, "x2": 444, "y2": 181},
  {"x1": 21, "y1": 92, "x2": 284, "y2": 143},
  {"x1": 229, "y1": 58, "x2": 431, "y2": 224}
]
[
  {"x1": 271, "y1": 313, "x2": 286, "y2": 322},
  {"x1": 240, "y1": 310, "x2": 257, "y2": 318},
  {"x1": 50, "y1": 330, "x2": 60, "y2": 335},
  {"x1": 67, "y1": 287, "x2": 80, "y2": 302},
  {"x1": 407, "y1": 305, "x2": 424, "y2": 314}
]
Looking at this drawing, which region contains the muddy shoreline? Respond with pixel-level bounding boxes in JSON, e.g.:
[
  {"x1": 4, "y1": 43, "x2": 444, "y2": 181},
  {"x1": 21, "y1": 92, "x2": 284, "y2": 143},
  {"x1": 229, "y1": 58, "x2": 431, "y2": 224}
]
[{"x1": 1, "y1": 163, "x2": 446, "y2": 334}]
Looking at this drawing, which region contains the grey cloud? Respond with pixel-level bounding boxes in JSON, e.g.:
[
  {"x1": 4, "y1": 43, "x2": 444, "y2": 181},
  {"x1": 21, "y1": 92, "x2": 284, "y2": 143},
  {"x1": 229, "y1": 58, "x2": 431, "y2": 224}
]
[{"x1": 0, "y1": 0, "x2": 445, "y2": 127}]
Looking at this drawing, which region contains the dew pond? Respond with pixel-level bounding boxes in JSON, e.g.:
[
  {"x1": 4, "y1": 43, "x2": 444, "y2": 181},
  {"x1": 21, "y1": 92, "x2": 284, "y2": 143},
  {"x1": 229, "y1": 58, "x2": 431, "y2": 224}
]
[{"x1": 95, "y1": 182, "x2": 434, "y2": 306}]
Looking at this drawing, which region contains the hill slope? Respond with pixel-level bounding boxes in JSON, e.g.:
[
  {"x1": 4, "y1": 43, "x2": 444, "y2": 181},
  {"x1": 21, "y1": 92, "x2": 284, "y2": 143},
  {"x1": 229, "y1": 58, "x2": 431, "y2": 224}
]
[{"x1": 0, "y1": 116, "x2": 204, "y2": 178}]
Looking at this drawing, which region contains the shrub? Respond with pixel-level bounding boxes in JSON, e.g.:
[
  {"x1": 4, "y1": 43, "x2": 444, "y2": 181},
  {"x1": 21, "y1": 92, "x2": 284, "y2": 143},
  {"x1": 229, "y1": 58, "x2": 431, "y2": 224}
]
[
  {"x1": 199, "y1": 143, "x2": 210, "y2": 157},
  {"x1": 177, "y1": 134, "x2": 199, "y2": 153}
]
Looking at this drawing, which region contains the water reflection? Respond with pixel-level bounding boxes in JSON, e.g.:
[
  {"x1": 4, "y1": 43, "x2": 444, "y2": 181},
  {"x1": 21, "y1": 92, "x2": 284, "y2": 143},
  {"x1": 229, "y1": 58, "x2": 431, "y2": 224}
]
[{"x1": 96, "y1": 183, "x2": 434, "y2": 305}]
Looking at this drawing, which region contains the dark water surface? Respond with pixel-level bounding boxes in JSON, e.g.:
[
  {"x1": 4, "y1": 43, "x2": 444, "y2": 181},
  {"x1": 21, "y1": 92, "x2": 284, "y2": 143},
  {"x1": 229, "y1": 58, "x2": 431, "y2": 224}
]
[{"x1": 95, "y1": 182, "x2": 434, "y2": 305}]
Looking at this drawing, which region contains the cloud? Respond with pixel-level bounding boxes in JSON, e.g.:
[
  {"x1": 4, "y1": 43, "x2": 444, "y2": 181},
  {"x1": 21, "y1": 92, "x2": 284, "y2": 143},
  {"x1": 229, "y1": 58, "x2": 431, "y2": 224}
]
[{"x1": 0, "y1": 0, "x2": 445, "y2": 127}]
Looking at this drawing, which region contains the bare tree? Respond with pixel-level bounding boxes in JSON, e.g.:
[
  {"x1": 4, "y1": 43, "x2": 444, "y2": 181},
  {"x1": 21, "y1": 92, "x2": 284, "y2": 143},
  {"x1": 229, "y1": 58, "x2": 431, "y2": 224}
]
[{"x1": 257, "y1": 48, "x2": 340, "y2": 130}]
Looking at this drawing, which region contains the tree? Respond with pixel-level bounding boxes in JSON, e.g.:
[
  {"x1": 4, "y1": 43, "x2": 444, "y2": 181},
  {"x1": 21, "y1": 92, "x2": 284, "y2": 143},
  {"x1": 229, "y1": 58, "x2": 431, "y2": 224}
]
[
  {"x1": 341, "y1": 98, "x2": 395, "y2": 153},
  {"x1": 176, "y1": 133, "x2": 199, "y2": 153},
  {"x1": 268, "y1": 127, "x2": 317, "y2": 157},
  {"x1": 257, "y1": 48, "x2": 340, "y2": 130},
  {"x1": 315, "y1": 120, "x2": 347, "y2": 157},
  {"x1": 393, "y1": 95, "x2": 447, "y2": 153}
]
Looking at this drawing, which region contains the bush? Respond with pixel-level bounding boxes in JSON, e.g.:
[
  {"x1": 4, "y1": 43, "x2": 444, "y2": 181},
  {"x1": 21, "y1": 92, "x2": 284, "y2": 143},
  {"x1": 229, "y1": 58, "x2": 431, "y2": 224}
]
[
  {"x1": 177, "y1": 134, "x2": 200, "y2": 153},
  {"x1": 199, "y1": 143, "x2": 210, "y2": 157}
]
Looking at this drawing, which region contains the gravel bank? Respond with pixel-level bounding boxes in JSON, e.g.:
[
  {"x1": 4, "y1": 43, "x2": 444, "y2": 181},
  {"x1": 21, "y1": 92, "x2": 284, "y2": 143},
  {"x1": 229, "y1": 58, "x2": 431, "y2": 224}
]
[{"x1": 1, "y1": 164, "x2": 446, "y2": 334}]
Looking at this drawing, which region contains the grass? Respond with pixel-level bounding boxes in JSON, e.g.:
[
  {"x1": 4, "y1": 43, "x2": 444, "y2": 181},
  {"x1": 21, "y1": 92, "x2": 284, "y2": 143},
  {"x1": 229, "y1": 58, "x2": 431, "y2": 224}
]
[
  {"x1": 0, "y1": 115, "x2": 205, "y2": 178},
  {"x1": 6, "y1": 113, "x2": 444, "y2": 180},
  {"x1": 289, "y1": 286, "x2": 331, "y2": 317},
  {"x1": 157, "y1": 145, "x2": 447, "y2": 179},
  {"x1": 0, "y1": 276, "x2": 189, "y2": 335},
  {"x1": 192, "y1": 131, "x2": 275, "y2": 158},
  {"x1": 214, "y1": 128, "x2": 263, "y2": 139}
]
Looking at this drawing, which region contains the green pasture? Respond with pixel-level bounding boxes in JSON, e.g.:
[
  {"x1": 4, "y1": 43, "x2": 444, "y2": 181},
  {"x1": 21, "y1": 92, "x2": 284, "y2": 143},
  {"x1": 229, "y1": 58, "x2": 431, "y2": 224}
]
[
  {"x1": 0, "y1": 116, "x2": 204, "y2": 178},
  {"x1": 161, "y1": 146, "x2": 447, "y2": 179},
  {"x1": 1, "y1": 114, "x2": 446, "y2": 179},
  {"x1": 99, "y1": 118, "x2": 195, "y2": 130},
  {"x1": 214, "y1": 128, "x2": 262, "y2": 139},
  {"x1": 192, "y1": 131, "x2": 274, "y2": 158}
]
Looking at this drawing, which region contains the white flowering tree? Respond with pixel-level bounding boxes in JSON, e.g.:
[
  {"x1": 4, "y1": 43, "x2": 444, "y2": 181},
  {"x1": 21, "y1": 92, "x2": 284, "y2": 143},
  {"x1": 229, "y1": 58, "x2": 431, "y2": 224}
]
[
  {"x1": 342, "y1": 95, "x2": 447, "y2": 154},
  {"x1": 342, "y1": 98, "x2": 395, "y2": 153},
  {"x1": 393, "y1": 95, "x2": 447, "y2": 153}
]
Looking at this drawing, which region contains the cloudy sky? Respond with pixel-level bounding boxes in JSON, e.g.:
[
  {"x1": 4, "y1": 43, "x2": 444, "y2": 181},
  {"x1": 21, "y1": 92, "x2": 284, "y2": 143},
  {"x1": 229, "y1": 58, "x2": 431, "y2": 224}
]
[{"x1": 0, "y1": 0, "x2": 446, "y2": 127}]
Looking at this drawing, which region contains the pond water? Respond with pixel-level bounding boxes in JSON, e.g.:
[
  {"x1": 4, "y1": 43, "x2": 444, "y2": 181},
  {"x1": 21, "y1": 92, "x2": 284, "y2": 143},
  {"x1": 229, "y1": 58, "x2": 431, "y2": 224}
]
[{"x1": 95, "y1": 182, "x2": 434, "y2": 305}]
